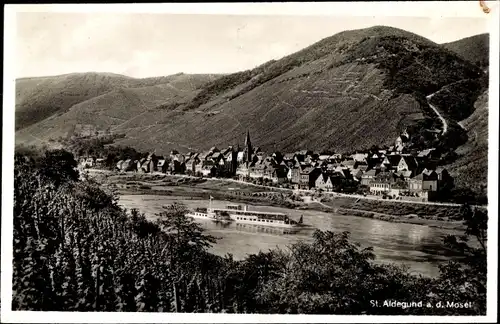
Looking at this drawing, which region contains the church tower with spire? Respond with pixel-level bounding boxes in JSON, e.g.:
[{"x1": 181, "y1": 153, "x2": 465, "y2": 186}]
[{"x1": 244, "y1": 130, "x2": 253, "y2": 167}]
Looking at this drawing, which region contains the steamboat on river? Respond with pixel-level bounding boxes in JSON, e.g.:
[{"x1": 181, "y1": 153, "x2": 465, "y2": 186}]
[{"x1": 185, "y1": 198, "x2": 303, "y2": 228}]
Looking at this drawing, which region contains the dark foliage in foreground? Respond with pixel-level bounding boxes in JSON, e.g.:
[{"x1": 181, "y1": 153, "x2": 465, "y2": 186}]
[{"x1": 12, "y1": 149, "x2": 487, "y2": 314}]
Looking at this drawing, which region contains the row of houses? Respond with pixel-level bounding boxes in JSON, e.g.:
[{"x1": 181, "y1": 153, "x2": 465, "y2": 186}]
[{"x1": 84, "y1": 129, "x2": 453, "y2": 202}]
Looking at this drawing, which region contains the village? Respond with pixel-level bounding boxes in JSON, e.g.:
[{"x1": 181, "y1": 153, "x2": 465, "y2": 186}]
[{"x1": 81, "y1": 129, "x2": 454, "y2": 203}]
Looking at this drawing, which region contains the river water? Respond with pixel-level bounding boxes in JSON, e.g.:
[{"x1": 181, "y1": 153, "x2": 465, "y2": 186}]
[{"x1": 118, "y1": 194, "x2": 461, "y2": 278}]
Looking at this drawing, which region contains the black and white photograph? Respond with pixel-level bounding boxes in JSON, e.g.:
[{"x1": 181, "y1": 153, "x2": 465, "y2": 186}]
[{"x1": 2, "y1": 2, "x2": 498, "y2": 322}]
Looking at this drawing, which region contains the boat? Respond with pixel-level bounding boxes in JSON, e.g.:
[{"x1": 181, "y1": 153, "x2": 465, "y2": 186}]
[
  {"x1": 185, "y1": 199, "x2": 233, "y2": 223},
  {"x1": 208, "y1": 204, "x2": 299, "y2": 228},
  {"x1": 185, "y1": 207, "x2": 217, "y2": 221}
]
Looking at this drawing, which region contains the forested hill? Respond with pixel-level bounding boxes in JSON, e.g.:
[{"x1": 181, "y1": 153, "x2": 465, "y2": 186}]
[
  {"x1": 16, "y1": 26, "x2": 484, "y2": 156},
  {"x1": 442, "y1": 33, "x2": 489, "y2": 70}
]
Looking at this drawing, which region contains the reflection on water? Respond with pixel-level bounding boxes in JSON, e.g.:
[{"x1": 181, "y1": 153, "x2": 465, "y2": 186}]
[
  {"x1": 207, "y1": 221, "x2": 304, "y2": 235},
  {"x1": 118, "y1": 195, "x2": 462, "y2": 278}
]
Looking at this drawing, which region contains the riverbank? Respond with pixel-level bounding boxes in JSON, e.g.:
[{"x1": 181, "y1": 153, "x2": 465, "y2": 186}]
[{"x1": 92, "y1": 171, "x2": 467, "y2": 231}]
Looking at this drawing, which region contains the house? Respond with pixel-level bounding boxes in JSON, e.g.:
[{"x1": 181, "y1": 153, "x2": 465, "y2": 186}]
[
  {"x1": 395, "y1": 170, "x2": 413, "y2": 180},
  {"x1": 397, "y1": 156, "x2": 419, "y2": 174},
  {"x1": 157, "y1": 159, "x2": 167, "y2": 173},
  {"x1": 329, "y1": 171, "x2": 346, "y2": 189},
  {"x1": 298, "y1": 167, "x2": 322, "y2": 190},
  {"x1": 270, "y1": 164, "x2": 288, "y2": 183},
  {"x1": 408, "y1": 169, "x2": 438, "y2": 192},
  {"x1": 116, "y1": 160, "x2": 124, "y2": 171},
  {"x1": 330, "y1": 153, "x2": 343, "y2": 161},
  {"x1": 382, "y1": 155, "x2": 402, "y2": 169},
  {"x1": 297, "y1": 149, "x2": 313, "y2": 157},
  {"x1": 417, "y1": 148, "x2": 440, "y2": 159},
  {"x1": 121, "y1": 159, "x2": 137, "y2": 172},
  {"x1": 80, "y1": 157, "x2": 95, "y2": 168},
  {"x1": 94, "y1": 158, "x2": 106, "y2": 168},
  {"x1": 361, "y1": 169, "x2": 379, "y2": 186},
  {"x1": 435, "y1": 167, "x2": 454, "y2": 190},
  {"x1": 288, "y1": 164, "x2": 304, "y2": 184},
  {"x1": 351, "y1": 153, "x2": 368, "y2": 163},
  {"x1": 351, "y1": 168, "x2": 363, "y2": 181},
  {"x1": 137, "y1": 158, "x2": 147, "y2": 172},
  {"x1": 209, "y1": 146, "x2": 220, "y2": 153},
  {"x1": 341, "y1": 159, "x2": 357, "y2": 170},
  {"x1": 318, "y1": 155, "x2": 331, "y2": 161},
  {"x1": 394, "y1": 128, "x2": 410, "y2": 151},
  {"x1": 271, "y1": 152, "x2": 284, "y2": 164},
  {"x1": 237, "y1": 151, "x2": 245, "y2": 163},
  {"x1": 249, "y1": 163, "x2": 266, "y2": 179},
  {"x1": 369, "y1": 172, "x2": 398, "y2": 195},
  {"x1": 201, "y1": 165, "x2": 217, "y2": 177},
  {"x1": 223, "y1": 149, "x2": 238, "y2": 176},
  {"x1": 315, "y1": 173, "x2": 334, "y2": 191},
  {"x1": 169, "y1": 159, "x2": 186, "y2": 174},
  {"x1": 236, "y1": 164, "x2": 250, "y2": 179}
]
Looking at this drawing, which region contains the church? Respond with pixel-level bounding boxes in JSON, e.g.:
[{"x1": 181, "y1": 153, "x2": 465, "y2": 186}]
[
  {"x1": 235, "y1": 130, "x2": 256, "y2": 179},
  {"x1": 394, "y1": 128, "x2": 411, "y2": 153}
]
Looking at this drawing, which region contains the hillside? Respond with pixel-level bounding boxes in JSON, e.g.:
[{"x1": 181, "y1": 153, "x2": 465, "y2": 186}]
[
  {"x1": 442, "y1": 33, "x2": 489, "y2": 69},
  {"x1": 15, "y1": 73, "x2": 220, "y2": 145},
  {"x1": 447, "y1": 91, "x2": 488, "y2": 194},
  {"x1": 16, "y1": 26, "x2": 484, "y2": 156}
]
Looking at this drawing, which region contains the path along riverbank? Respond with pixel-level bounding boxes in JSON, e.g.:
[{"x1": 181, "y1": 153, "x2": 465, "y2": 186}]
[{"x1": 86, "y1": 169, "x2": 469, "y2": 231}]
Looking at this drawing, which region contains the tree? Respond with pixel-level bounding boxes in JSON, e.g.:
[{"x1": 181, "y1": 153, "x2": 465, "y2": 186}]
[
  {"x1": 38, "y1": 149, "x2": 79, "y2": 186},
  {"x1": 431, "y1": 204, "x2": 487, "y2": 315},
  {"x1": 156, "y1": 203, "x2": 217, "y2": 311}
]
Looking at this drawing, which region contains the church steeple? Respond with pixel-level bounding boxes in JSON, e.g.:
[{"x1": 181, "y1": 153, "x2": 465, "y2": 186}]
[{"x1": 244, "y1": 130, "x2": 252, "y2": 166}]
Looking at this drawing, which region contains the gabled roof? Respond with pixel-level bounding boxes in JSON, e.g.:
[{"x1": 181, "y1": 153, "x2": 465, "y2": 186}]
[
  {"x1": 342, "y1": 160, "x2": 356, "y2": 166},
  {"x1": 316, "y1": 173, "x2": 330, "y2": 183},
  {"x1": 417, "y1": 148, "x2": 436, "y2": 157},
  {"x1": 297, "y1": 149, "x2": 310, "y2": 156},
  {"x1": 351, "y1": 169, "x2": 363, "y2": 177},
  {"x1": 357, "y1": 165, "x2": 369, "y2": 172},
  {"x1": 301, "y1": 166, "x2": 318, "y2": 174},
  {"x1": 413, "y1": 169, "x2": 437, "y2": 181},
  {"x1": 326, "y1": 163, "x2": 338, "y2": 171},
  {"x1": 384, "y1": 155, "x2": 402, "y2": 166},
  {"x1": 332, "y1": 170, "x2": 347, "y2": 178},
  {"x1": 351, "y1": 153, "x2": 368, "y2": 161},
  {"x1": 435, "y1": 167, "x2": 447, "y2": 174},
  {"x1": 401, "y1": 156, "x2": 419, "y2": 170},
  {"x1": 363, "y1": 169, "x2": 378, "y2": 177}
]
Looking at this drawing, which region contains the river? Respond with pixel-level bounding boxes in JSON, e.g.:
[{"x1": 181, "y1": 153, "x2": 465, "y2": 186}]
[{"x1": 118, "y1": 194, "x2": 462, "y2": 278}]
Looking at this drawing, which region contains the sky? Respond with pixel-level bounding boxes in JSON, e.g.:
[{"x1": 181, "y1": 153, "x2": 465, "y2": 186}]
[{"x1": 16, "y1": 12, "x2": 489, "y2": 79}]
